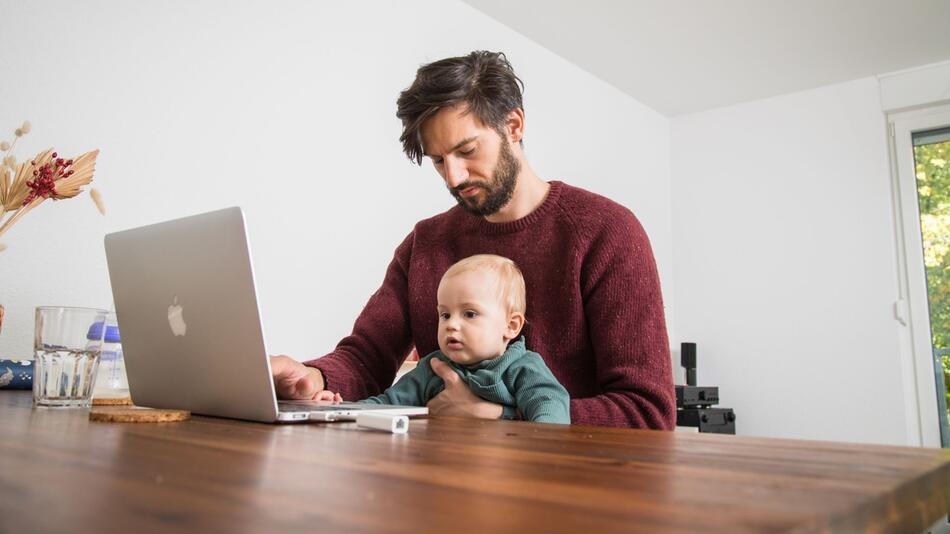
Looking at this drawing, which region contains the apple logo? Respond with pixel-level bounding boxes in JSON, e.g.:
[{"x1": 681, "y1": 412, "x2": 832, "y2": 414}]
[{"x1": 167, "y1": 295, "x2": 187, "y2": 336}]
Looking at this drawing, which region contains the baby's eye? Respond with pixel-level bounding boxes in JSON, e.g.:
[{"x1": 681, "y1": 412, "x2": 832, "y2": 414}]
[
  {"x1": 439, "y1": 312, "x2": 450, "y2": 320},
  {"x1": 464, "y1": 310, "x2": 478, "y2": 319}
]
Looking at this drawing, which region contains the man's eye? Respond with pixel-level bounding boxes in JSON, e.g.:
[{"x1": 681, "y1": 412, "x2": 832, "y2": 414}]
[
  {"x1": 464, "y1": 310, "x2": 478, "y2": 319},
  {"x1": 460, "y1": 148, "x2": 475, "y2": 156},
  {"x1": 433, "y1": 159, "x2": 444, "y2": 166}
]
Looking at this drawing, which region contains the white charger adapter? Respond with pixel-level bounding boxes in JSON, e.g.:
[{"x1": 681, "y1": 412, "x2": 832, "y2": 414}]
[{"x1": 356, "y1": 412, "x2": 409, "y2": 434}]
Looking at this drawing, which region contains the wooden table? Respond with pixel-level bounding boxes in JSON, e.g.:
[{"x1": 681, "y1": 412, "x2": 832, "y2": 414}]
[{"x1": 1, "y1": 391, "x2": 949, "y2": 533}]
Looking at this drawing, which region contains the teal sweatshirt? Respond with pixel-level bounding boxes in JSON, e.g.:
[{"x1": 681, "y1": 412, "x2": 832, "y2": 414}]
[{"x1": 360, "y1": 337, "x2": 570, "y2": 424}]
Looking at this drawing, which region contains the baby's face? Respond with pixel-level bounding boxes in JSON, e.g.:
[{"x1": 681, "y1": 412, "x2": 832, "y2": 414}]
[{"x1": 436, "y1": 269, "x2": 513, "y2": 365}]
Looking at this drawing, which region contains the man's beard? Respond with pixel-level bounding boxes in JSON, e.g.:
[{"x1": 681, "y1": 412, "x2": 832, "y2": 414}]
[{"x1": 449, "y1": 139, "x2": 521, "y2": 217}]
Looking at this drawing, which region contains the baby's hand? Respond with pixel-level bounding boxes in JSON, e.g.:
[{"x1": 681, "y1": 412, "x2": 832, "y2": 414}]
[{"x1": 314, "y1": 390, "x2": 343, "y2": 402}]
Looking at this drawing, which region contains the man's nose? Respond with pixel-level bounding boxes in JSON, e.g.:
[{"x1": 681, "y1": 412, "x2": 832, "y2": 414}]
[{"x1": 443, "y1": 157, "x2": 468, "y2": 189}]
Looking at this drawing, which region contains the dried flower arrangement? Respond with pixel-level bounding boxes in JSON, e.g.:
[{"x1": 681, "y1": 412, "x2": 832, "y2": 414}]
[{"x1": 0, "y1": 120, "x2": 104, "y2": 250}]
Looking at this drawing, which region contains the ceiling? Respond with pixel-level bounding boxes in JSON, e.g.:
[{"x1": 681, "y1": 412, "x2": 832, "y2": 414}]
[{"x1": 463, "y1": 0, "x2": 950, "y2": 116}]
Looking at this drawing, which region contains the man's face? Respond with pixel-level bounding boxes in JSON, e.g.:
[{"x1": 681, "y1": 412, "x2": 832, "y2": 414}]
[{"x1": 420, "y1": 105, "x2": 521, "y2": 217}]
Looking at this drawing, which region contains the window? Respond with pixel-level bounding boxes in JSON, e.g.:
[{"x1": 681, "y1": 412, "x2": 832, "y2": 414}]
[
  {"x1": 912, "y1": 126, "x2": 950, "y2": 447},
  {"x1": 891, "y1": 105, "x2": 950, "y2": 448}
]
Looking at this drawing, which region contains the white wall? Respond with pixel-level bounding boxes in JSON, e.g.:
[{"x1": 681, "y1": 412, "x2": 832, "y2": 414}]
[
  {"x1": 0, "y1": 1, "x2": 673, "y2": 363},
  {"x1": 670, "y1": 77, "x2": 909, "y2": 445}
]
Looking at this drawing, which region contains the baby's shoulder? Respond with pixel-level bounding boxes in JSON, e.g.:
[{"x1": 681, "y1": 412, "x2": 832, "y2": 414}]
[{"x1": 503, "y1": 349, "x2": 550, "y2": 376}]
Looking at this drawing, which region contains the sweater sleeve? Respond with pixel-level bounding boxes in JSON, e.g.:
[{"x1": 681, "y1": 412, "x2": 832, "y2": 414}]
[
  {"x1": 511, "y1": 354, "x2": 571, "y2": 424},
  {"x1": 572, "y1": 209, "x2": 676, "y2": 429},
  {"x1": 360, "y1": 355, "x2": 437, "y2": 406},
  {"x1": 303, "y1": 232, "x2": 415, "y2": 401}
]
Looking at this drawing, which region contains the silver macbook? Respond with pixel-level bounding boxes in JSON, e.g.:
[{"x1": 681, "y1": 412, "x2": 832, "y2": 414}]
[{"x1": 103, "y1": 207, "x2": 427, "y2": 423}]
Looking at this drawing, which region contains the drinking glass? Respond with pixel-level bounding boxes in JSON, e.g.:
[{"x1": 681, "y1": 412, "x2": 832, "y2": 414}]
[{"x1": 33, "y1": 306, "x2": 109, "y2": 407}]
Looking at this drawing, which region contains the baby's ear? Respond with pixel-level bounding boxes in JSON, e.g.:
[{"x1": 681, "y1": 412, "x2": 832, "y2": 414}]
[{"x1": 504, "y1": 312, "x2": 525, "y2": 341}]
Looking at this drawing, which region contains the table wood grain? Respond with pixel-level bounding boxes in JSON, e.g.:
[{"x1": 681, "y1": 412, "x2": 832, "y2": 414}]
[{"x1": 1, "y1": 391, "x2": 948, "y2": 533}]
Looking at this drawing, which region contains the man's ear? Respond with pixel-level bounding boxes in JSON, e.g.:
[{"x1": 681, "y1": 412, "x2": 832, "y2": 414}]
[
  {"x1": 505, "y1": 108, "x2": 525, "y2": 143},
  {"x1": 504, "y1": 312, "x2": 525, "y2": 342}
]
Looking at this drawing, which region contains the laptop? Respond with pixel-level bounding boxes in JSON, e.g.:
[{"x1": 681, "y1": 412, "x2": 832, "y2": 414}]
[{"x1": 103, "y1": 207, "x2": 427, "y2": 423}]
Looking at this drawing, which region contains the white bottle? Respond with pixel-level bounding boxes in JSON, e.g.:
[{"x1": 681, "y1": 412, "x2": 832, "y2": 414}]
[{"x1": 93, "y1": 323, "x2": 128, "y2": 397}]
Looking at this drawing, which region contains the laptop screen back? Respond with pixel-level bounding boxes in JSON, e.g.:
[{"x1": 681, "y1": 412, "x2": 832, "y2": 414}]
[{"x1": 104, "y1": 207, "x2": 281, "y2": 422}]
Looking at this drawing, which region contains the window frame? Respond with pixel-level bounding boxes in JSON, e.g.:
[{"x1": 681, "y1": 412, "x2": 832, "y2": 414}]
[{"x1": 888, "y1": 103, "x2": 950, "y2": 448}]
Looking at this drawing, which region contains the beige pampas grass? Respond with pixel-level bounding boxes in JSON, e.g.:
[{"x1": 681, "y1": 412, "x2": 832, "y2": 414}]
[
  {"x1": 0, "y1": 166, "x2": 8, "y2": 208},
  {"x1": 3, "y1": 148, "x2": 52, "y2": 211},
  {"x1": 90, "y1": 188, "x2": 106, "y2": 215},
  {"x1": 0, "y1": 121, "x2": 104, "y2": 241},
  {"x1": 51, "y1": 149, "x2": 99, "y2": 199}
]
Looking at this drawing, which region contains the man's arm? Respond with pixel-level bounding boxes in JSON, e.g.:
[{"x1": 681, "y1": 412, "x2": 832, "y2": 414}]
[
  {"x1": 572, "y1": 209, "x2": 676, "y2": 429},
  {"x1": 300, "y1": 232, "x2": 416, "y2": 401}
]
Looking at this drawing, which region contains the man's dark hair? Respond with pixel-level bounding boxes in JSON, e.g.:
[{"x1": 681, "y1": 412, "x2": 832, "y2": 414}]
[{"x1": 396, "y1": 51, "x2": 525, "y2": 165}]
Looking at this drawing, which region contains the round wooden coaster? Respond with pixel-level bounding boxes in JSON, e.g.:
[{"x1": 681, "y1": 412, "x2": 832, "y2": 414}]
[
  {"x1": 91, "y1": 397, "x2": 133, "y2": 406},
  {"x1": 89, "y1": 406, "x2": 190, "y2": 423}
]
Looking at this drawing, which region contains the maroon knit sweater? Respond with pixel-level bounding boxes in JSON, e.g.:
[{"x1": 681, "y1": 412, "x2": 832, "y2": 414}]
[{"x1": 306, "y1": 181, "x2": 676, "y2": 429}]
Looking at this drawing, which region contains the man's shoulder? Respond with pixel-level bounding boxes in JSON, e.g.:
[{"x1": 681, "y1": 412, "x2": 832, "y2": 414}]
[
  {"x1": 555, "y1": 181, "x2": 643, "y2": 238},
  {"x1": 558, "y1": 181, "x2": 635, "y2": 216}
]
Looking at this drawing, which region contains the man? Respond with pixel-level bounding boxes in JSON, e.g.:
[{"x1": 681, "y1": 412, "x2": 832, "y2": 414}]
[{"x1": 271, "y1": 51, "x2": 675, "y2": 429}]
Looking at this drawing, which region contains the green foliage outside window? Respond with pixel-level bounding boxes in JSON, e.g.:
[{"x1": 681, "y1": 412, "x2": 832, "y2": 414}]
[
  {"x1": 914, "y1": 140, "x2": 950, "y2": 407},
  {"x1": 943, "y1": 353, "x2": 950, "y2": 406}
]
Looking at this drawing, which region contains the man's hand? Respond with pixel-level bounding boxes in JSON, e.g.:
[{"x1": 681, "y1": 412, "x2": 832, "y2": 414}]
[
  {"x1": 270, "y1": 355, "x2": 325, "y2": 400},
  {"x1": 426, "y1": 358, "x2": 503, "y2": 419}
]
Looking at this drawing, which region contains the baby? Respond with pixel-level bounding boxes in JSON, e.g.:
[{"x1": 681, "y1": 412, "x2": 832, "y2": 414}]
[{"x1": 317, "y1": 254, "x2": 570, "y2": 424}]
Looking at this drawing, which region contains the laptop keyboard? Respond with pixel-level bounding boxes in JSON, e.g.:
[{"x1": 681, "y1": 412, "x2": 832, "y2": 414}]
[{"x1": 277, "y1": 402, "x2": 368, "y2": 412}]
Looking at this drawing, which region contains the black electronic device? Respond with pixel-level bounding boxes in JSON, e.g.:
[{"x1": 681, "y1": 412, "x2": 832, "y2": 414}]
[
  {"x1": 676, "y1": 385, "x2": 719, "y2": 407},
  {"x1": 676, "y1": 407, "x2": 736, "y2": 434},
  {"x1": 681, "y1": 342, "x2": 697, "y2": 386},
  {"x1": 675, "y1": 342, "x2": 736, "y2": 434}
]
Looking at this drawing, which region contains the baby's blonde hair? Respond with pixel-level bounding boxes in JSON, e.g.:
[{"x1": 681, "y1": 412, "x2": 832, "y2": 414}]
[{"x1": 442, "y1": 254, "x2": 526, "y2": 315}]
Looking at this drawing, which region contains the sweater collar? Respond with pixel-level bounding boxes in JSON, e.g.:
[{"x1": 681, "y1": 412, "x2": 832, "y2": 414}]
[
  {"x1": 465, "y1": 336, "x2": 527, "y2": 371},
  {"x1": 465, "y1": 180, "x2": 563, "y2": 235}
]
